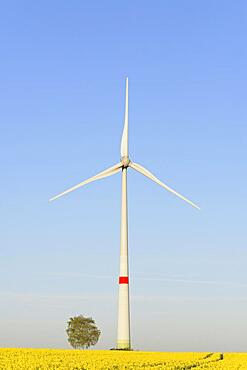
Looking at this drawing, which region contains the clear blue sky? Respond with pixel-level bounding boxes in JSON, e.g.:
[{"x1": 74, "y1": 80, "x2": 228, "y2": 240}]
[{"x1": 1, "y1": 0, "x2": 247, "y2": 351}]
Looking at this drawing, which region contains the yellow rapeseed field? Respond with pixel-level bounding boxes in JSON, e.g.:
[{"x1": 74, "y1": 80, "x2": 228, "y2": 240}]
[{"x1": 0, "y1": 349, "x2": 246, "y2": 369}]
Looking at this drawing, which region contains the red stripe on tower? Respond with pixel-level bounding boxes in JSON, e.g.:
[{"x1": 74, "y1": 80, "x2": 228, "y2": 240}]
[{"x1": 119, "y1": 276, "x2": 129, "y2": 284}]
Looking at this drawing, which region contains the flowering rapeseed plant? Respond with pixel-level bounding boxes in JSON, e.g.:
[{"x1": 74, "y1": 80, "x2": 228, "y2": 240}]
[{"x1": 0, "y1": 349, "x2": 246, "y2": 369}]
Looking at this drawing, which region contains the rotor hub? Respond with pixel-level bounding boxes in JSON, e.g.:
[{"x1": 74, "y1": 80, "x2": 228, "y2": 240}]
[{"x1": 121, "y1": 156, "x2": 131, "y2": 168}]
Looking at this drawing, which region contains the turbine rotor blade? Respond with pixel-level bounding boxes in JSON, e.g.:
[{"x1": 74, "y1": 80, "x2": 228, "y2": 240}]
[
  {"x1": 120, "y1": 77, "x2": 129, "y2": 158},
  {"x1": 130, "y1": 162, "x2": 200, "y2": 210},
  {"x1": 49, "y1": 162, "x2": 122, "y2": 202}
]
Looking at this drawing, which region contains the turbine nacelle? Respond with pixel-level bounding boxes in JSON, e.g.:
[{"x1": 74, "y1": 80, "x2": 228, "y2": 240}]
[{"x1": 121, "y1": 156, "x2": 131, "y2": 168}]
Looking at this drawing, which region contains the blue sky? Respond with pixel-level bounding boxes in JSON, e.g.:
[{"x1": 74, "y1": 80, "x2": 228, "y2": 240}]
[{"x1": 0, "y1": 1, "x2": 247, "y2": 351}]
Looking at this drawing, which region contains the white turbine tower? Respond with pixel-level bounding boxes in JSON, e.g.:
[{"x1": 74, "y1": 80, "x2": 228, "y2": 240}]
[{"x1": 50, "y1": 78, "x2": 200, "y2": 350}]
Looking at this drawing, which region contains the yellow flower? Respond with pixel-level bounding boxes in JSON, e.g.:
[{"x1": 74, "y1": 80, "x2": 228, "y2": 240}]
[{"x1": 0, "y1": 349, "x2": 246, "y2": 369}]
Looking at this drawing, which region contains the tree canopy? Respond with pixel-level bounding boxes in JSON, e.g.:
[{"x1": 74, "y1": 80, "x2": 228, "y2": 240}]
[{"x1": 66, "y1": 315, "x2": 101, "y2": 349}]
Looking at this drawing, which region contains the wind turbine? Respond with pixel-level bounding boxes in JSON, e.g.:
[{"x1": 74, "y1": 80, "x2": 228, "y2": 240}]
[{"x1": 50, "y1": 78, "x2": 200, "y2": 350}]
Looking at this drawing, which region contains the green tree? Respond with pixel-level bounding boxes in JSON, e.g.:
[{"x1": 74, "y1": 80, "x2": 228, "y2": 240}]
[{"x1": 66, "y1": 315, "x2": 101, "y2": 349}]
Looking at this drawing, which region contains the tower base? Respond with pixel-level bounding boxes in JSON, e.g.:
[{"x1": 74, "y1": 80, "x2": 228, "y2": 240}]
[{"x1": 117, "y1": 340, "x2": 131, "y2": 350}]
